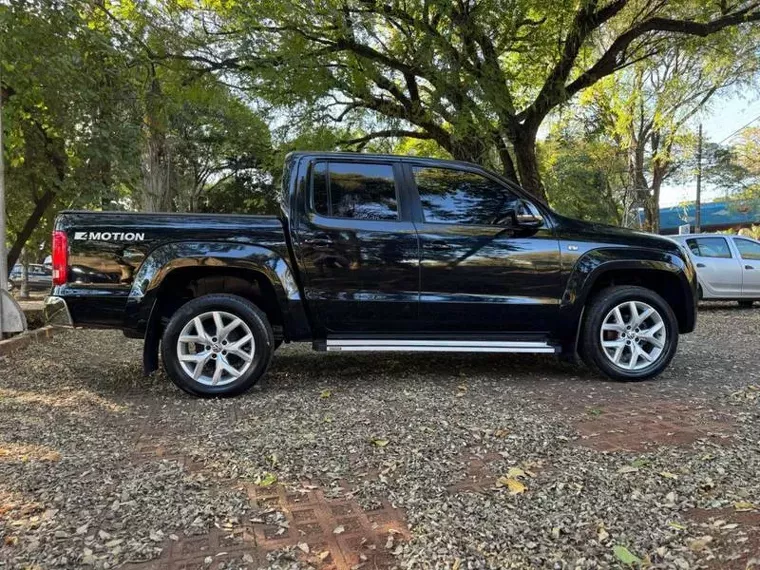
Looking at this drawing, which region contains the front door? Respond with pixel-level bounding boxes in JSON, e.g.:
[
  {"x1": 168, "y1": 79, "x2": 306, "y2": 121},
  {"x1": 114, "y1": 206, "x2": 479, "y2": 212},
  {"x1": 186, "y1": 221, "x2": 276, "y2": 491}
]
[
  {"x1": 405, "y1": 163, "x2": 562, "y2": 334},
  {"x1": 685, "y1": 236, "x2": 743, "y2": 297},
  {"x1": 295, "y1": 159, "x2": 419, "y2": 335},
  {"x1": 734, "y1": 237, "x2": 760, "y2": 298}
]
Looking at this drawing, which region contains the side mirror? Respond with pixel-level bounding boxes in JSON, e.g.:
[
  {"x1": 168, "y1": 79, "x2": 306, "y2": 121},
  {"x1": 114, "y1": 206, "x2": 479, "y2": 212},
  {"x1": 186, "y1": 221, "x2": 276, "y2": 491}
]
[{"x1": 515, "y1": 200, "x2": 544, "y2": 228}]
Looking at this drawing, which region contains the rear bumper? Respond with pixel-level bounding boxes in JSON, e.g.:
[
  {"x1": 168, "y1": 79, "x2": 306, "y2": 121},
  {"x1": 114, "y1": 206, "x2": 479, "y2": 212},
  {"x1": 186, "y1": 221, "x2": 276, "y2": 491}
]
[{"x1": 44, "y1": 296, "x2": 74, "y2": 327}]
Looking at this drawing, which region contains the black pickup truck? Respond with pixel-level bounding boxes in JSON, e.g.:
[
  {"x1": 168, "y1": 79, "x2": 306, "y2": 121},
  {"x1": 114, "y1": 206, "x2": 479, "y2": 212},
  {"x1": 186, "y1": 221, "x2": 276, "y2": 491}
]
[{"x1": 46, "y1": 152, "x2": 697, "y2": 397}]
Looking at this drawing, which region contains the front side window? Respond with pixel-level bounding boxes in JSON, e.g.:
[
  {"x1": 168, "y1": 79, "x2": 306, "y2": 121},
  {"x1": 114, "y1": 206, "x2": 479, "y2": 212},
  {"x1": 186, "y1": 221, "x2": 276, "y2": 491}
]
[
  {"x1": 311, "y1": 161, "x2": 398, "y2": 221},
  {"x1": 412, "y1": 166, "x2": 521, "y2": 225},
  {"x1": 686, "y1": 237, "x2": 732, "y2": 258},
  {"x1": 735, "y1": 238, "x2": 760, "y2": 260}
]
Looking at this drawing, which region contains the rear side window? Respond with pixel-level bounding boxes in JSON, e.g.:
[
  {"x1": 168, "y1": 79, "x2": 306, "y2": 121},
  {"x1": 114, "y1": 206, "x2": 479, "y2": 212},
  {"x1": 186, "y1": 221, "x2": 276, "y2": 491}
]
[
  {"x1": 311, "y1": 161, "x2": 398, "y2": 221},
  {"x1": 412, "y1": 166, "x2": 521, "y2": 225},
  {"x1": 735, "y1": 238, "x2": 760, "y2": 260},
  {"x1": 686, "y1": 237, "x2": 732, "y2": 258}
]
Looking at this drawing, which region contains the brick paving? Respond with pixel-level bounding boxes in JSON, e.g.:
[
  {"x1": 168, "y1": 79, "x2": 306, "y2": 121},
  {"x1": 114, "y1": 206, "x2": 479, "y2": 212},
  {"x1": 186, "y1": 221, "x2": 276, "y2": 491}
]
[
  {"x1": 572, "y1": 400, "x2": 735, "y2": 452},
  {"x1": 125, "y1": 436, "x2": 409, "y2": 570},
  {"x1": 686, "y1": 508, "x2": 760, "y2": 570}
]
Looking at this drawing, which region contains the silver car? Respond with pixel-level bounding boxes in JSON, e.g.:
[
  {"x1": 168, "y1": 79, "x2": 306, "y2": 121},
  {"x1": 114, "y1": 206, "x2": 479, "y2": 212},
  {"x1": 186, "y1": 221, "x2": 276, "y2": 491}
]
[{"x1": 670, "y1": 233, "x2": 760, "y2": 307}]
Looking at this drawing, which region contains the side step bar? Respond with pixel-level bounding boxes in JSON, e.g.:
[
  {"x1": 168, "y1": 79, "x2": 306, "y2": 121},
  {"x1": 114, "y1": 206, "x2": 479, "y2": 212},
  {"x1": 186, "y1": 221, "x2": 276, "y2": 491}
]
[{"x1": 324, "y1": 339, "x2": 558, "y2": 353}]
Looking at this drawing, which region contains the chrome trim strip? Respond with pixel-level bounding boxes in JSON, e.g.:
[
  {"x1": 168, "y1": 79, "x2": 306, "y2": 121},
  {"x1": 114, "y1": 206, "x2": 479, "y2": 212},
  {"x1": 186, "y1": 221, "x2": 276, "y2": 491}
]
[{"x1": 325, "y1": 339, "x2": 557, "y2": 353}]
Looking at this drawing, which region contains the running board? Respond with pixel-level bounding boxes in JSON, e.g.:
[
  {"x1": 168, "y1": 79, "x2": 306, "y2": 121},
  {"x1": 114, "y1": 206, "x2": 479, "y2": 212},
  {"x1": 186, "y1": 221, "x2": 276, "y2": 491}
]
[{"x1": 324, "y1": 339, "x2": 558, "y2": 353}]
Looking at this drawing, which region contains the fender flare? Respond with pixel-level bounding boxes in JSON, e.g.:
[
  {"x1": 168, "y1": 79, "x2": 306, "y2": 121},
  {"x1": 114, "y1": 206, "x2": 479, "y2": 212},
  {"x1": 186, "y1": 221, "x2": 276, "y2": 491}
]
[
  {"x1": 125, "y1": 241, "x2": 309, "y2": 374},
  {"x1": 558, "y1": 247, "x2": 694, "y2": 356}
]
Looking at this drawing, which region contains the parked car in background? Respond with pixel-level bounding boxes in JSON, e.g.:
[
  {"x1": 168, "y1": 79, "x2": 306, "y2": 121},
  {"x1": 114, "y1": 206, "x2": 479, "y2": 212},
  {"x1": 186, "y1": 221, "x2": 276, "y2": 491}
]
[
  {"x1": 7, "y1": 263, "x2": 53, "y2": 291},
  {"x1": 670, "y1": 233, "x2": 760, "y2": 307}
]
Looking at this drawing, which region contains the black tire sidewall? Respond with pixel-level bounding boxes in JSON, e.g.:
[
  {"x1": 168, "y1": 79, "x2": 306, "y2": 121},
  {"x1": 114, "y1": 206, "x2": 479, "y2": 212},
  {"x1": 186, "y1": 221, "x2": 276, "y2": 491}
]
[
  {"x1": 161, "y1": 294, "x2": 274, "y2": 397},
  {"x1": 583, "y1": 286, "x2": 679, "y2": 381}
]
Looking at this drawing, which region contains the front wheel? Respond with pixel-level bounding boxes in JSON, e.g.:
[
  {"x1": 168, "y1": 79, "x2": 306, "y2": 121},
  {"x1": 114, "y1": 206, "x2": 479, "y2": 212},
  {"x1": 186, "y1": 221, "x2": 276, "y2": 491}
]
[
  {"x1": 738, "y1": 300, "x2": 755, "y2": 308},
  {"x1": 581, "y1": 286, "x2": 679, "y2": 381},
  {"x1": 161, "y1": 294, "x2": 275, "y2": 397}
]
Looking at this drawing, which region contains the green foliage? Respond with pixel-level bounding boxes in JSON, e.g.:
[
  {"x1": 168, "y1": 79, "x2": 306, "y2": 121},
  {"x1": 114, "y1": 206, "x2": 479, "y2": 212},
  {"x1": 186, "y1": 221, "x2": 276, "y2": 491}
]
[{"x1": 540, "y1": 135, "x2": 624, "y2": 225}]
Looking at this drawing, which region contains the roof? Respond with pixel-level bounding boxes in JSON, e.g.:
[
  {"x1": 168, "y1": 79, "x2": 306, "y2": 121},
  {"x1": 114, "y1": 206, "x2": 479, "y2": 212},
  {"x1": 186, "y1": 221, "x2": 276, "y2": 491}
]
[
  {"x1": 285, "y1": 150, "x2": 486, "y2": 171},
  {"x1": 660, "y1": 200, "x2": 760, "y2": 231}
]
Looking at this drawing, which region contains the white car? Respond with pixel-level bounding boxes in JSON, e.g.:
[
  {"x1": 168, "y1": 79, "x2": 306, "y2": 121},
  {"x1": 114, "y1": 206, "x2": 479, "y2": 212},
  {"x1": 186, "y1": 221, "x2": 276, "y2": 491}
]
[{"x1": 670, "y1": 233, "x2": 760, "y2": 307}]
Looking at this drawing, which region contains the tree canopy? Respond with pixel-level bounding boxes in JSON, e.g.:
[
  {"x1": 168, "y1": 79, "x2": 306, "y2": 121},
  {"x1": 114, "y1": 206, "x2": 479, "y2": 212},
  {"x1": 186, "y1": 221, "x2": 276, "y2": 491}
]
[{"x1": 2, "y1": 0, "x2": 760, "y2": 273}]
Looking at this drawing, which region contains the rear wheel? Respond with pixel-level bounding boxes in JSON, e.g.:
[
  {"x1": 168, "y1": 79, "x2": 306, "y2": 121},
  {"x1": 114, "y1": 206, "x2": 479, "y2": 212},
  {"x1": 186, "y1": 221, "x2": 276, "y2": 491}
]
[
  {"x1": 738, "y1": 300, "x2": 755, "y2": 308},
  {"x1": 161, "y1": 294, "x2": 274, "y2": 397},
  {"x1": 581, "y1": 286, "x2": 679, "y2": 381}
]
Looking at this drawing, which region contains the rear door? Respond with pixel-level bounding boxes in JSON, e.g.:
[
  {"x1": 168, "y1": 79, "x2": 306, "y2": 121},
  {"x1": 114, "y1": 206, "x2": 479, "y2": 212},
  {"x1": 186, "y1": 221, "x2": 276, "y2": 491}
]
[
  {"x1": 733, "y1": 237, "x2": 760, "y2": 298},
  {"x1": 293, "y1": 158, "x2": 419, "y2": 335},
  {"x1": 684, "y1": 236, "x2": 743, "y2": 297},
  {"x1": 405, "y1": 162, "x2": 562, "y2": 334}
]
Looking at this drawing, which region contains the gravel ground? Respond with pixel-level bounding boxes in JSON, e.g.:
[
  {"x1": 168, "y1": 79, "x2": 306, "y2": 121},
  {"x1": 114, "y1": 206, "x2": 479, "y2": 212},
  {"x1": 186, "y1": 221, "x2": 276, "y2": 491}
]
[{"x1": 1, "y1": 303, "x2": 759, "y2": 569}]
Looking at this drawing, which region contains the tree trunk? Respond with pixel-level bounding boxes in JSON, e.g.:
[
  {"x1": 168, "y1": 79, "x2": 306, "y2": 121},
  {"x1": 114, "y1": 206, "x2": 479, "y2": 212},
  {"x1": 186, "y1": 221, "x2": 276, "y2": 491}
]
[
  {"x1": 6, "y1": 188, "x2": 56, "y2": 275},
  {"x1": 510, "y1": 125, "x2": 547, "y2": 202},
  {"x1": 141, "y1": 66, "x2": 173, "y2": 212}
]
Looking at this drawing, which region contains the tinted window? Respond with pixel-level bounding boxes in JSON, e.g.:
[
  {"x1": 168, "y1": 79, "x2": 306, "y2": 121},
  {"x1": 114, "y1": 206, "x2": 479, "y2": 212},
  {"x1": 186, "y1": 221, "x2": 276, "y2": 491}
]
[
  {"x1": 735, "y1": 238, "x2": 760, "y2": 260},
  {"x1": 311, "y1": 161, "x2": 398, "y2": 221},
  {"x1": 686, "y1": 237, "x2": 732, "y2": 258},
  {"x1": 413, "y1": 166, "x2": 521, "y2": 225}
]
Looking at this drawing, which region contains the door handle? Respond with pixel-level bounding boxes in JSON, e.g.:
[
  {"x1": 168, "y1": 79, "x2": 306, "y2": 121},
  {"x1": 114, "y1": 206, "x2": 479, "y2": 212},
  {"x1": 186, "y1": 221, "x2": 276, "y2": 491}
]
[
  {"x1": 428, "y1": 241, "x2": 451, "y2": 251},
  {"x1": 696, "y1": 263, "x2": 706, "y2": 268},
  {"x1": 746, "y1": 265, "x2": 755, "y2": 270}
]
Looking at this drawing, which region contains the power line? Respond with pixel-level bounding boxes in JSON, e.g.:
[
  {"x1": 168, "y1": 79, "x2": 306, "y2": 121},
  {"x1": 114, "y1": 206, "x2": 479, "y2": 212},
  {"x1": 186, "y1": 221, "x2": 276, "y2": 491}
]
[{"x1": 717, "y1": 112, "x2": 760, "y2": 145}]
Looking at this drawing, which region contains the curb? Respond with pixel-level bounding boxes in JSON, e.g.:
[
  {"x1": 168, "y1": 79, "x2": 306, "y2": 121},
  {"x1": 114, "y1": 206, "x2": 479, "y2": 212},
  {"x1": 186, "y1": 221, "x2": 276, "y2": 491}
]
[{"x1": 0, "y1": 326, "x2": 65, "y2": 358}]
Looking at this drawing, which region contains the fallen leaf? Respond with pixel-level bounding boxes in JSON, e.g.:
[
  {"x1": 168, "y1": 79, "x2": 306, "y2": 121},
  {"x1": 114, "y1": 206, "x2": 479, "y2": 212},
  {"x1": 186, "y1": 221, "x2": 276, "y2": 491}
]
[
  {"x1": 319, "y1": 551, "x2": 330, "y2": 561},
  {"x1": 613, "y1": 545, "x2": 642, "y2": 566},
  {"x1": 598, "y1": 525, "x2": 609, "y2": 543},
  {"x1": 297, "y1": 542, "x2": 310, "y2": 553},
  {"x1": 689, "y1": 535, "x2": 713, "y2": 552},
  {"x1": 497, "y1": 476, "x2": 526, "y2": 494},
  {"x1": 734, "y1": 501, "x2": 755, "y2": 512},
  {"x1": 507, "y1": 467, "x2": 526, "y2": 478},
  {"x1": 333, "y1": 525, "x2": 345, "y2": 535},
  {"x1": 257, "y1": 472, "x2": 277, "y2": 487},
  {"x1": 722, "y1": 523, "x2": 739, "y2": 530},
  {"x1": 659, "y1": 471, "x2": 679, "y2": 479},
  {"x1": 668, "y1": 521, "x2": 686, "y2": 531},
  {"x1": 452, "y1": 559, "x2": 462, "y2": 570},
  {"x1": 494, "y1": 429, "x2": 509, "y2": 438},
  {"x1": 617, "y1": 465, "x2": 639, "y2": 474},
  {"x1": 320, "y1": 389, "x2": 332, "y2": 399},
  {"x1": 371, "y1": 438, "x2": 389, "y2": 447}
]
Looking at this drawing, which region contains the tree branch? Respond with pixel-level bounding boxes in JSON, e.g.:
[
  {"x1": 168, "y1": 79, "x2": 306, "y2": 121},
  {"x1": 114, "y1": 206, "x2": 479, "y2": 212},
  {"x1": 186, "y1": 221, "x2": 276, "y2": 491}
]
[{"x1": 339, "y1": 129, "x2": 436, "y2": 149}]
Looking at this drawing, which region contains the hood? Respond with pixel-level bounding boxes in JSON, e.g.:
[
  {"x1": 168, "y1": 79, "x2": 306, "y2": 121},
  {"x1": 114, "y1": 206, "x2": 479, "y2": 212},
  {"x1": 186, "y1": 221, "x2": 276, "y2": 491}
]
[{"x1": 555, "y1": 214, "x2": 682, "y2": 254}]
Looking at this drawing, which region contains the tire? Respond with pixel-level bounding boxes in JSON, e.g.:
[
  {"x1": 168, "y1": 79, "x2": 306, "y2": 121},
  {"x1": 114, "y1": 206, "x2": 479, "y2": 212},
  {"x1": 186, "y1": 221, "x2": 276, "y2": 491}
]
[
  {"x1": 161, "y1": 294, "x2": 275, "y2": 397},
  {"x1": 738, "y1": 300, "x2": 755, "y2": 308},
  {"x1": 580, "y1": 286, "x2": 679, "y2": 381}
]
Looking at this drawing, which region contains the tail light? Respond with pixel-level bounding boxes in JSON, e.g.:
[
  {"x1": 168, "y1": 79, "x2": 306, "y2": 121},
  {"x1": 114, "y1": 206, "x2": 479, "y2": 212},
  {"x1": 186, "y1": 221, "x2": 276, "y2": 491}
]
[{"x1": 52, "y1": 230, "x2": 68, "y2": 286}]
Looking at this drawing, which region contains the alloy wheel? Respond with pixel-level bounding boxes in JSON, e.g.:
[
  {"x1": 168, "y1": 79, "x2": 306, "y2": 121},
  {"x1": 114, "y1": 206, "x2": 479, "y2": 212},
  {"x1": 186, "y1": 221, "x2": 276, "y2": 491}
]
[
  {"x1": 176, "y1": 311, "x2": 255, "y2": 386},
  {"x1": 599, "y1": 300, "x2": 666, "y2": 371}
]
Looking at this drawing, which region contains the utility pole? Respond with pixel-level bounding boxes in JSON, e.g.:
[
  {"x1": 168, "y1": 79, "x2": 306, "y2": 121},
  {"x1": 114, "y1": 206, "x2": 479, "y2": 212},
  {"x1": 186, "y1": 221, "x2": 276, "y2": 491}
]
[{"x1": 695, "y1": 123, "x2": 703, "y2": 233}]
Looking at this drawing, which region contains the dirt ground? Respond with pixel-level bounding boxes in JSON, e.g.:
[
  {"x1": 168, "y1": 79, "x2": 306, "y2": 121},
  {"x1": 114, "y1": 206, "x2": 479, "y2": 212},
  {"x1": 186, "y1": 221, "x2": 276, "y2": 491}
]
[{"x1": 1, "y1": 303, "x2": 759, "y2": 569}]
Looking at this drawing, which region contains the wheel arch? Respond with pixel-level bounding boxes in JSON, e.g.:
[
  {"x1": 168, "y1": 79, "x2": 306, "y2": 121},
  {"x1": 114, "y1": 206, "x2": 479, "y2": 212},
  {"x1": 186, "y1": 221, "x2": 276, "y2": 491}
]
[
  {"x1": 560, "y1": 248, "x2": 697, "y2": 357},
  {"x1": 126, "y1": 241, "x2": 310, "y2": 374}
]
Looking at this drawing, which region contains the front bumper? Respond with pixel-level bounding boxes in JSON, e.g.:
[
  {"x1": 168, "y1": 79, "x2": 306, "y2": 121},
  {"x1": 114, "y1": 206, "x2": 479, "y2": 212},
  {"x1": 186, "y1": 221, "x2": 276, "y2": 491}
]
[{"x1": 44, "y1": 296, "x2": 74, "y2": 327}]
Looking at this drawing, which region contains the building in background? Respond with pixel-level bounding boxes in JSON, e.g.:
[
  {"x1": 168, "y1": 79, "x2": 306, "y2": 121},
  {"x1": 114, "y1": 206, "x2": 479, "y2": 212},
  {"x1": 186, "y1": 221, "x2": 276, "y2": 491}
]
[{"x1": 659, "y1": 200, "x2": 760, "y2": 235}]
